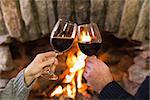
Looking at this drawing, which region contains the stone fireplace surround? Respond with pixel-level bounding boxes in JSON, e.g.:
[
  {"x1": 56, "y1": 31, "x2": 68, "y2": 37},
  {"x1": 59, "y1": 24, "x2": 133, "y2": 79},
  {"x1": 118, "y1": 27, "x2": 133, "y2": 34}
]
[{"x1": 0, "y1": 0, "x2": 149, "y2": 99}]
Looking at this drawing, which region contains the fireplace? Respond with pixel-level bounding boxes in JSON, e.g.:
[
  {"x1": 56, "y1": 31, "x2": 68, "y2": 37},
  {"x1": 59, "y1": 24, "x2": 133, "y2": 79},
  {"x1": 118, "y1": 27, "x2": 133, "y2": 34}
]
[
  {"x1": 1, "y1": 31, "x2": 148, "y2": 99},
  {"x1": 0, "y1": 0, "x2": 149, "y2": 99}
]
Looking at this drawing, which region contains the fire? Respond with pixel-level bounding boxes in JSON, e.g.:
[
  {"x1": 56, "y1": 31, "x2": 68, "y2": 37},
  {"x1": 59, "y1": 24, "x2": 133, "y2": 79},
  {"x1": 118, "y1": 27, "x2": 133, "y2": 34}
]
[
  {"x1": 50, "y1": 85, "x2": 63, "y2": 97},
  {"x1": 50, "y1": 30, "x2": 92, "y2": 99},
  {"x1": 66, "y1": 79, "x2": 76, "y2": 98},
  {"x1": 63, "y1": 73, "x2": 75, "y2": 83},
  {"x1": 66, "y1": 53, "x2": 77, "y2": 68},
  {"x1": 79, "y1": 30, "x2": 92, "y2": 42},
  {"x1": 77, "y1": 69, "x2": 84, "y2": 89},
  {"x1": 70, "y1": 51, "x2": 87, "y2": 73}
]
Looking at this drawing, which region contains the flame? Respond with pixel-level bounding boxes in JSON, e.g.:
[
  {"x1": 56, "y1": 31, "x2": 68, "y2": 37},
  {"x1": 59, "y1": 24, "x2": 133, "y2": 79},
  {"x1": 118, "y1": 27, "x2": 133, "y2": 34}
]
[
  {"x1": 77, "y1": 69, "x2": 84, "y2": 89},
  {"x1": 66, "y1": 79, "x2": 76, "y2": 98},
  {"x1": 50, "y1": 29, "x2": 92, "y2": 99},
  {"x1": 66, "y1": 53, "x2": 77, "y2": 68},
  {"x1": 50, "y1": 85, "x2": 63, "y2": 97},
  {"x1": 70, "y1": 51, "x2": 87, "y2": 73},
  {"x1": 63, "y1": 73, "x2": 75, "y2": 83},
  {"x1": 79, "y1": 30, "x2": 92, "y2": 42}
]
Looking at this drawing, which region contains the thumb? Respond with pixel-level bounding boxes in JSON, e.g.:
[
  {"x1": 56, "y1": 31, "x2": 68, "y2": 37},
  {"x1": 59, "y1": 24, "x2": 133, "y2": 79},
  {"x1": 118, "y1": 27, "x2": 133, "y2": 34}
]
[
  {"x1": 53, "y1": 58, "x2": 58, "y2": 65},
  {"x1": 87, "y1": 55, "x2": 97, "y2": 61}
]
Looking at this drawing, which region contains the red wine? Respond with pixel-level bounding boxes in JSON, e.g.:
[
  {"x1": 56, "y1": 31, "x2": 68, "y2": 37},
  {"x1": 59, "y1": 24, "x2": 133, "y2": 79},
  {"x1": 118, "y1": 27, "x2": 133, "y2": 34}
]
[
  {"x1": 51, "y1": 37, "x2": 74, "y2": 52},
  {"x1": 78, "y1": 42, "x2": 101, "y2": 56}
]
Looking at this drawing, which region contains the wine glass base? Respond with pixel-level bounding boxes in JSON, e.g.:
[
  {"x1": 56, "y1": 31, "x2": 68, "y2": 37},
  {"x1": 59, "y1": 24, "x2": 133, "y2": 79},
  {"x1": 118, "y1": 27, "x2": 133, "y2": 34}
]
[{"x1": 41, "y1": 73, "x2": 58, "y2": 80}]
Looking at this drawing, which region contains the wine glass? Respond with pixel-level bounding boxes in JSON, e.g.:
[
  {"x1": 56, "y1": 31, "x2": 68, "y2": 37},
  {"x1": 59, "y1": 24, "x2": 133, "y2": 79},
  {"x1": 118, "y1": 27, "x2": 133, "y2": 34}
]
[
  {"x1": 78, "y1": 23, "x2": 102, "y2": 56},
  {"x1": 41, "y1": 19, "x2": 77, "y2": 80}
]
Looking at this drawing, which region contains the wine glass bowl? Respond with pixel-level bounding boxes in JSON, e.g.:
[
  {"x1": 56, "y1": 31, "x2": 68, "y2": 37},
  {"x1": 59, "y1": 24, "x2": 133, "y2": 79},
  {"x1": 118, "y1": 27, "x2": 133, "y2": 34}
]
[
  {"x1": 50, "y1": 19, "x2": 77, "y2": 53},
  {"x1": 78, "y1": 23, "x2": 102, "y2": 56}
]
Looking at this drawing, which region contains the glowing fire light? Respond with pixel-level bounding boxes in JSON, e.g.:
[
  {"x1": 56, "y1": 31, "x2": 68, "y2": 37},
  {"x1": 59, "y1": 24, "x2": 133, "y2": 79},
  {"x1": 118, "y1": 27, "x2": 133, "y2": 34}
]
[
  {"x1": 63, "y1": 73, "x2": 75, "y2": 83},
  {"x1": 50, "y1": 30, "x2": 92, "y2": 99},
  {"x1": 66, "y1": 79, "x2": 76, "y2": 98},
  {"x1": 79, "y1": 30, "x2": 92, "y2": 42},
  {"x1": 66, "y1": 53, "x2": 77, "y2": 68},
  {"x1": 50, "y1": 86, "x2": 63, "y2": 97},
  {"x1": 77, "y1": 69, "x2": 84, "y2": 89},
  {"x1": 70, "y1": 51, "x2": 87, "y2": 73}
]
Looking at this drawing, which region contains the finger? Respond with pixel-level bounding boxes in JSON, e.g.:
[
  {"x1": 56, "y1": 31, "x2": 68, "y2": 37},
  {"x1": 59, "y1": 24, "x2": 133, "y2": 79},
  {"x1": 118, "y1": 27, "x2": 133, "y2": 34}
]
[
  {"x1": 85, "y1": 62, "x2": 93, "y2": 70},
  {"x1": 86, "y1": 56, "x2": 97, "y2": 63},
  {"x1": 87, "y1": 55, "x2": 97, "y2": 60},
  {"x1": 84, "y1": 73, "x2": 91, "y2": 86},
  {"x1": 87, "y1": 82, "x2": 91, "y2": 86},
  {"x1": 84, "y1": 67, "x2": 88, "y2": 73},
  {"x1": 56, "y1": 52, "x2": 63, "y2": 56},
  {"x1": 83, "y1": 72, "x2": 87, "y2": 79},
  {"x1": 34, "y1": 71, "x2": 42, "y2": 78},
  {"x1": 53, "y1": 58, "x2": 58, "y2": 65},
  {"x1": 83, "y1": 72, "x2": 89, "y2": 80},
  {"x1": 42, "y1": 58, "x2": 55, "y2": 67},
  {"x1": 91, "y1": 55, "x2": 97, "y2": 58},
  {"x1": 43, "y1": 66, "x2": 50, "y2": 71},
  {"x1": 40, "y1": 51, "x2": 57, "y2": 58},
  {"x1": 85, "y1": 66, "x2": 91, "y2": 73}
]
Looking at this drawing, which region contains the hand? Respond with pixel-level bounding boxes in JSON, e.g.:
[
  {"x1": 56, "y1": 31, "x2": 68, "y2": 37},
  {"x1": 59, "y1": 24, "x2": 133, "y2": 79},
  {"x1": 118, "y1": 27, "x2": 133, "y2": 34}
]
[
  {"x1": 24, "y1": 51, "x2": 58, "y2": 86},
  {"x1": 84, "y1": 56, "x2": 113, "y2": 93}
]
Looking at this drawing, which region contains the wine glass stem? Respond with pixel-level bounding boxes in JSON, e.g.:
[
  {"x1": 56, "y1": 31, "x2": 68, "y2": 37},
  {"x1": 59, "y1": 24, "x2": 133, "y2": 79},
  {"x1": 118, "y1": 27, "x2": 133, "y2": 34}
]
[
  {"x1": 47, "y1": 64, "x2": 56, "y2": 75},
  {"x1": 41, "y1": 52, "x2": 63, "y2": 80},
  {"x1": 46, "y1": 51, "x2": 58, "y2": 75}
]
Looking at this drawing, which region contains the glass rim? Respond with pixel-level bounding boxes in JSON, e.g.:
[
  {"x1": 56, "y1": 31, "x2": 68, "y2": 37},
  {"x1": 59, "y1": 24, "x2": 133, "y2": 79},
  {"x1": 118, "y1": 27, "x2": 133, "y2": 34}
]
[
  {"x1": 58, "y1": 19, "x2": 77, "y2": 26},
  {"x1": 78, "y1": 23, "x2": 97, "y2": 27}
]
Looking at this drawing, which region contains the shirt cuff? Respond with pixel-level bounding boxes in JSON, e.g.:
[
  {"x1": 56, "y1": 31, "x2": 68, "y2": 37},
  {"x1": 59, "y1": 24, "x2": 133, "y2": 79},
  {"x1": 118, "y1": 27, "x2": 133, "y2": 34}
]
[
  {"x1": 99, "y1": 81, "x2": 133, "y2": 99},
  {"x1": 13, "y1": 69, "x2": 35, "y2": 98}
]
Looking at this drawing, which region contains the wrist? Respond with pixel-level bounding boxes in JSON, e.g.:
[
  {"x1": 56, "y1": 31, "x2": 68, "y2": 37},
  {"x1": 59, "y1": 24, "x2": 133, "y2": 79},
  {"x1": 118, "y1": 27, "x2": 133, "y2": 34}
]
[
  {"x1": 24, "y1": 68, "x2": 35, "y2": 87},
  {"x1": 97, "y1": 77, "x2": 113, "y2": 93}
]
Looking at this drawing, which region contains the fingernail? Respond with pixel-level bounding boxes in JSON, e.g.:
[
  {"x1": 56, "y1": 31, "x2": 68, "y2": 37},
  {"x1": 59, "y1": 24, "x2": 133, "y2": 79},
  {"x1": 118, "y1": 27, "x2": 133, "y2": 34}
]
[
  {"x1": 57, "y1": 52, "x2": 63, "y2": 56},
  {"x1": 87, "y1": 82, "x2": 90, "y2": 86}
]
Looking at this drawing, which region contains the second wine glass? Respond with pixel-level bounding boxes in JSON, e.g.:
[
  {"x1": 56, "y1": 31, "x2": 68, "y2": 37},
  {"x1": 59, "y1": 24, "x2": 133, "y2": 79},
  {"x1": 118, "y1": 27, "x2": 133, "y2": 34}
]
[{"x1": 78, "y1": 23, "x2": 102, "y2": 56}]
